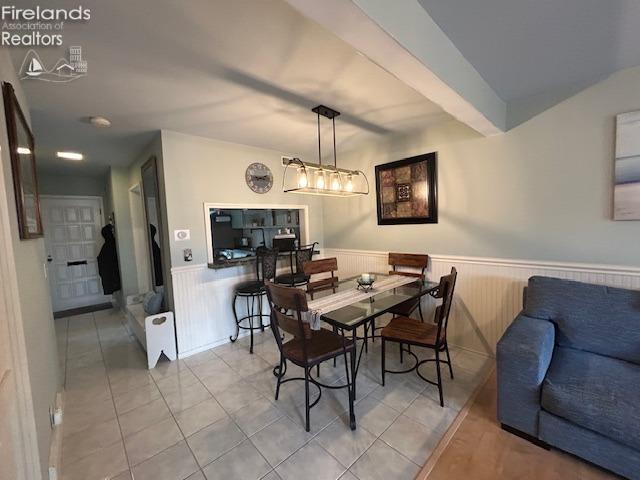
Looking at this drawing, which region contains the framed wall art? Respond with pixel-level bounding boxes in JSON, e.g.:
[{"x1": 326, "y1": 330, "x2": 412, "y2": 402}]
[
  {"x1": 375, "y1": 152, "x2": 437, "y2": 225},
  {"x1": 614, "y1": 111, "x2": 640, "y2": 220},
  {"x1": 2, "y1": 82, "x2": 43, "y2": 239}
]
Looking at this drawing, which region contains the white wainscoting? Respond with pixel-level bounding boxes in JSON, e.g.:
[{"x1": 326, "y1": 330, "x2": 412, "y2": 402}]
[{"x1": 323, "y1": 248, "x2": 640, "y2": 356}]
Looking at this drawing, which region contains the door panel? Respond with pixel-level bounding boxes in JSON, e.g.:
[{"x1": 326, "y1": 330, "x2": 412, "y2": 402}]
[{"x1": 42, "y1": 196, "x2": 111, "y2": 312}]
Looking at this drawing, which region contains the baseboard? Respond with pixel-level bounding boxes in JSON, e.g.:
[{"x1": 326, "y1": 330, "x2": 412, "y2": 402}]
[{"x1": 177, "y1": 329, "x2": 254, "y2": 359}]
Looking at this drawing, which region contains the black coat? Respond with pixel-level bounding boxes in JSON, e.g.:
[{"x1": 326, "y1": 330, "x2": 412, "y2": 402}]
[{"x1": 97, "y1": 225, "x2": 121, "y2": 294}]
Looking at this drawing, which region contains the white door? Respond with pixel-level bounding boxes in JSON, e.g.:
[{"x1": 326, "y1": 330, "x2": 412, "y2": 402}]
[{"x1": 41, "y1": 196, "x2": 111, "y2": 312}]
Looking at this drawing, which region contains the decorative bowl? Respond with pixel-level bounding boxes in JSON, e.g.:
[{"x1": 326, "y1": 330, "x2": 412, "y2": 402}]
[{"x1": 356, "y1": 273, "x2": 376, "y2": 286}]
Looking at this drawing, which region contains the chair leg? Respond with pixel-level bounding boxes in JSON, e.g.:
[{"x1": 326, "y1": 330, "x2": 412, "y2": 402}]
[
  {"x1": 418, "y1": 302, "x2": 424, "y2": 322},
  {"x1": 275, "y1": 356, "x2": 284, "y2": 400},
  {"x1": 230, "y1": 293, "x2": 240, "y2": 342},
  {"x1": 304, "y1": 366, "x2": 311, "y2": 432},
  {"x1": 364, "y1": 322, "x2": 369, "y2": 353},
  {"x1": 381, "y1": 338, "x2": 386, "y2": 387},
  {"x1": 248, "y1": 295, "x2": 254, "y2": 354},
  {"x1": 445, "y1": 343, "x2": 454, "y2": 379},
  {"x1": 259, "y1": 294, "x2": 265, "y2": 332},
  {"x1": 343, "y1": 350, "x2": 355, "y2": 430},
  {"x1": 399, "y1": 343, "x2": 403, "y2": 364},
  {"x1": 316, "y1": 363, "x2": 320, "y2": 377},
  {"x1": 435, "y1": 349, "x2": 444, "y2": 407},
  {"x1": 370, "y1": 318, "x2": 375, "y2": 343}
]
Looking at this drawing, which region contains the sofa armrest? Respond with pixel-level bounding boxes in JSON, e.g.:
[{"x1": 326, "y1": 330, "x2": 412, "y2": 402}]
[{"x1": 497, "y1": 313, "x2": 555, "y2": 437}]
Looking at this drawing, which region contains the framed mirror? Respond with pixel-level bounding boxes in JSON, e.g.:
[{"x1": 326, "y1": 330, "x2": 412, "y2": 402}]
[
  {"x1": 2, "y1": 82, "x2": 43, "y2": 239},
  {"x1": 141, "y1": 156, "x2": 165, "y2": 288}
]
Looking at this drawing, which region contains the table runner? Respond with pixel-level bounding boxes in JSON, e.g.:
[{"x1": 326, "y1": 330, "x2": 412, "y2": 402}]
[{"x1": 304, "y1": 274, "x2": 419, "y2": 330}]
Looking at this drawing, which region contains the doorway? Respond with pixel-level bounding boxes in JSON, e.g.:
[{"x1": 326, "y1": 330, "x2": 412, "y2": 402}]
[{"x1": 41, "y1": 195, "x2": 112, "y2": 313}]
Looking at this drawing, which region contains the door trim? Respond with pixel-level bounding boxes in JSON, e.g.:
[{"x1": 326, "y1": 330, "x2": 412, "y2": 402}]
[{"x1": 0, "y1": 144, "x2": 42, "y2": 478}]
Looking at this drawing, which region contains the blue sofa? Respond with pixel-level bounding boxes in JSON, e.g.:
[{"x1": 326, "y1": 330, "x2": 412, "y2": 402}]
[{"x1": 497, "y1": 276, "x2": 640, "y2": 479}]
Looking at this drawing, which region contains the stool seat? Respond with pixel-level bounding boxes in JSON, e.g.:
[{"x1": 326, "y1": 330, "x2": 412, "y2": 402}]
[
  {"x1": 275, "y1": 273, "x2": 309, "y2": 286},
  {"x1": 236, "y1": 280, "x2": 266, "y2": 295}
]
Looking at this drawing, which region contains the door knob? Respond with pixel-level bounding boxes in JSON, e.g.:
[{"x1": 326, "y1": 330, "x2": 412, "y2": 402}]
[{"x1": 47, "y1": 255, "x2": 53, "y2": 263}]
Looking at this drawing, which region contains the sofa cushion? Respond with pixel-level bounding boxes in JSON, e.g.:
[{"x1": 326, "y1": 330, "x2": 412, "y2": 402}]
[
  {"x1": 524, "y1": 276, "x2": 640, "y2": 364},
  {"x1": 542, "y1": 346, "x2": 640, "y2": 451}
]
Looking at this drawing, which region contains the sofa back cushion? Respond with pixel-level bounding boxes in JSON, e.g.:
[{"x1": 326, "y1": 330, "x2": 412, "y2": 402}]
[{"x1": 524, "y1": 276, "x2": 640, "y2": 364}]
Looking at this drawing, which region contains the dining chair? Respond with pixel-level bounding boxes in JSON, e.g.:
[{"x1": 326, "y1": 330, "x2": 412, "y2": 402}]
[
  {"x1": 303, "y1": 257, "x2": 339, "y2": 300},
  {"x1": 265, "y1": 281, "x2": 355, "y2": 432},
  {"x1": 367, "y1": 252, "x2": 429, "y2": 348},
  {"x1": 229, "y1": 247, "x2": 279, "y2": 354},
  {"x1": 380, "y1": 267, "x2": 457, "y2": 407},
  {"x1": 275, "y1": 242, "x2": 318, "y2": 287}
]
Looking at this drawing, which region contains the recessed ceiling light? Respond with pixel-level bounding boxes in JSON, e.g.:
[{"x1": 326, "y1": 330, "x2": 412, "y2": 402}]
[
  {"x1": 89, "y1": 116, "x2": 111, "y2": 128},
  {"x1": 56, "y1": 151, "x2": 84, "y2": 161},
  {"x1": 16, "y1": 147, "x2": 31, "y2": 155}
]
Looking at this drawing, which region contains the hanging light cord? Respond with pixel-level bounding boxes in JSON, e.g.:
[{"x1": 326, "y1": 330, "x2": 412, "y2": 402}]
[
  {"x1": 332, "y1": 117, "x2": 337, "y2": 168},
  {"x1": 317, "y1": 111, "x2": 322, "y2": 167}
]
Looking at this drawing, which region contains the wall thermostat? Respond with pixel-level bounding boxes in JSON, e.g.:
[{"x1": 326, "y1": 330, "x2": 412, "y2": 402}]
[{"x1": 174, "y1": 229, "x2": 190, "y2": 241}]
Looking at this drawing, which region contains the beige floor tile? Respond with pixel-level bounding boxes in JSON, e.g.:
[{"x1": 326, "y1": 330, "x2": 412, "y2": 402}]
[
  {"x1": 64, "y1": 379, "x2": 112, "y2": 408},
  {"x1": 183, "y1": 349, "x2": 218, "y2": 368},
  {"x1": 261, "y1": 471, "x2": 282, "y2": 480},
  {"x1": 109, "y1": 470, "x2": 132, "y2": 480},
  {"x1": 131, "y1": 441, "x2": 199, "y2": 480},
  {"x1": 315, "y1": 418, "x2": 377, "y2": 468},
  {"x1": 380, "y1": 414, "x2": 442, "y2": 464},
  {"x1": 155, "y1": 368, "x2": 199, "y2": 396},
  {"x1": 275, "y1": 441, "x2": 346, "y2": 480},
  {"x1": 231, "y1": 396, "x2": 284, "y2": 436},
  {"x1": 403, "y1": 394, "x2": 457, "y2": 430},
  {"x1": 338, "y1": 471, "x2": 358, "y2": 480},
  {"x1": 340, "y1": 395, "x2": 399, "y2": 437},
  {"x1": 187, "y1": 416, "x2": 246, "y2": 467},
  {"x1": 370, "y1": 377, "x2": 423, "y2": 411},
  {"x1": 114, "y1": 382, "x2": 161, "y2": 415},
  {"x1": 150, "y1": 359, "x2": 189, "y2": 380},
  {"x1": 174, "y1": 397, "x2": 228, "y2": 437},
  {"x1": 62, "y1": 396, "x2": 117, "y2": 438},
  {"x1": 202, "y1": 439, "x2": 271, "y2": 480},
  {"x1": 249, "y1": 416, "x2": 311, "y2": 468},
  {"x1": 61, "y1": 440, "x2": 128, "y2": 480},
  {"x1": 108, "y1": 368, "x2": 153, "y2": 397},
  {"x1": 62, "y1": 418, "x2": 121, "y2": 466},
  {"x1": 124, "y1": 417, "x2": 183, "y2": 466},
  {"x1": 118, "y1": 396, "x2": 172, "y2": 437},
  {"x1": 214, "y1": 380, "x2": 262, "y2": 413},
  {"x1": 198, "y1": 365, "x2": 241, "y2": 393},
  {"x1": 185, "y1": 470, "x2": 207, "y2": 480},
  {"x1": 188, "y1": 357, "x2": 229, "y2": 379},
  {"x1": 349, "y1": 440, "x2": 419, "y2": 480},
  {"x1": 163, "y1": 381, "x2": 212, "y2": 414}
]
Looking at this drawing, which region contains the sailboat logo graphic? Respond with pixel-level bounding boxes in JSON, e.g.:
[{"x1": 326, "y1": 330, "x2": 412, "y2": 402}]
[{"x1": 19, "y1": 48, "x2": 87, "y2": 83}]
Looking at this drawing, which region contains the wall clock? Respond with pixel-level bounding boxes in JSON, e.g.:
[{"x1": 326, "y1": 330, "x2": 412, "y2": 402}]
[{"x1": 245, "y1": 162, "x2": 273, "y2": 194}]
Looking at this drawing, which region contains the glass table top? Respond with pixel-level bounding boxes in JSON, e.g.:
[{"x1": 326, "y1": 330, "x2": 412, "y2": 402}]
[{"x1": 310, "y1": 274, "x2": 439, "y2": 329}]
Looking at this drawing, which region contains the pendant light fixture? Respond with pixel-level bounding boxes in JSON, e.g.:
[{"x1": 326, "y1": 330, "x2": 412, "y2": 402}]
[{"x1": 282, "y1": 105, "x2": 369, "y2": 197}]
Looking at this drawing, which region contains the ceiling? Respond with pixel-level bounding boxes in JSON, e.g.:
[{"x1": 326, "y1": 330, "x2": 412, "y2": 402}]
[
  {"x1": 418, "y1": 0, "x2": 640, "y2": 102},
  {"x1": 10, "y1": 0, "x2": 448, "y2": 176}
]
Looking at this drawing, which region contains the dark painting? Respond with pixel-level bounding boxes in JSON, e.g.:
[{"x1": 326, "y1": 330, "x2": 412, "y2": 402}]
[{"x1": 375, "y1": 153, "x2": 437, "y2": 225}]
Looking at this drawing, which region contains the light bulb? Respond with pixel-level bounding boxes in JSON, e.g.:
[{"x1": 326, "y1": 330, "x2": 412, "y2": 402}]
[
  {"x1": 346, "y1": 174, "x2": 353, "y2": 192},
  {"x1": 297, "y1": 167, "x2": 308, "y2": 188},
  {"x1": 331, "y1": 173, "x2": 341, "y2": 191},
  {"x1": 316, "y1": 169, "x2": 325, "y2": 189}
]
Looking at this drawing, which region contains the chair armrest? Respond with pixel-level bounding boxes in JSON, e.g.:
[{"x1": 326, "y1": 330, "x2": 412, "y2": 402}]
[{"x1": 497, "y1": 313, "x2": 555, "y2": 437}]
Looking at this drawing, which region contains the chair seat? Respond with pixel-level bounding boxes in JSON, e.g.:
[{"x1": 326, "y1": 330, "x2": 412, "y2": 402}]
[
  {"x1": 235, "y1": 280, "x2": 265, "y2": 295},
  {"x1": 381, "y1": 316, "x2": 443, "y2": 346},
  {"x1": 541, "y1": 346, "x2": 640, "y2": 451},
  {"x1": 283, "y1": 328, "x2": 355, "y2": 365},
  {"x1": 275, "y1": 273, "x2": 310, "y2": 286}
]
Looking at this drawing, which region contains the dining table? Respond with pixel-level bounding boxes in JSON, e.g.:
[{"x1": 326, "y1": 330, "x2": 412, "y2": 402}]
[{"x1": 307, "y1": 273, "x2": 440, "y2": 430}]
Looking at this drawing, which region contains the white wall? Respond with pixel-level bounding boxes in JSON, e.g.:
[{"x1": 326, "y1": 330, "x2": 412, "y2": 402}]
[
  {"x1": 323, "y1": 67, "x2": 640, "y2": 268},
  {"x1": 0, "y1": 50, "x2": 59, "y2": 478}
]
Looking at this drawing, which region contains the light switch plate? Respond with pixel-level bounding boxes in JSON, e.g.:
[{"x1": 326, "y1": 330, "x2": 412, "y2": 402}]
[{"x1": 174, "y1": 229, "x2": 190, "y2": 241}]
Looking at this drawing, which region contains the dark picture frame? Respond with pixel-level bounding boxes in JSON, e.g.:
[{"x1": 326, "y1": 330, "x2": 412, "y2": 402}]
[
  {"x1": 375, "y1": 152, "x2": 438, "y2": 225},
  {"x1": 2, "y1": 82, "x2": 43, "y2": 239},
  {"x1": 141, "y1": 156, "x2": 165, "y2": 289}
]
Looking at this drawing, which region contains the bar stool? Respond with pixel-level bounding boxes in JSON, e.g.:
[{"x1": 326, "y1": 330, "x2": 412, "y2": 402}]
[
  {"x1": 230, "y1": 247, "x2": 278, "y2": 353},
  {"x1": 274, "y1": 242, "x2": 317, "y2": 287}
]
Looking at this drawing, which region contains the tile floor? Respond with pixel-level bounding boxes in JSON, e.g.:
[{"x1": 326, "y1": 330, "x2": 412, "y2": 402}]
[{"x1": 56, "y1": 308, "x2": 492, "y2": 480}]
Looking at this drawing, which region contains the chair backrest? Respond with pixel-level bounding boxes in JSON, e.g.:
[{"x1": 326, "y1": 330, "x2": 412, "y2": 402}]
[
  {"x1": 303, "y1": 257, "x2": 339, "y2": 299},
  {"x1": 256, "y1": 247, "x2": 278, "y2": 282},
  {"x1": 265, "y1": 281, "x2": 312, "y2": 358},
  {"x1": 388, "y1": 252, "x2": 429, "y2": 279},
  {"x1": 432, "y1": 267, "x2": 457, "y2": 344},
  {"x1": 294, "y1": 242, "x2": 318, "y2": 273}
]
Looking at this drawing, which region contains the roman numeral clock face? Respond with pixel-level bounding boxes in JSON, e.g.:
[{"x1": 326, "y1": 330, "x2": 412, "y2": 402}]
[{"x1": 245, "y1": 162, "x2": 273, "y2": 194}]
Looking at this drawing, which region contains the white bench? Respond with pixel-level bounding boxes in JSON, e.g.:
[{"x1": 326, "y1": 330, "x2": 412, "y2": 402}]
[{"x1": 125, "y1": 294, "x2": 177, "y2": 369}]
